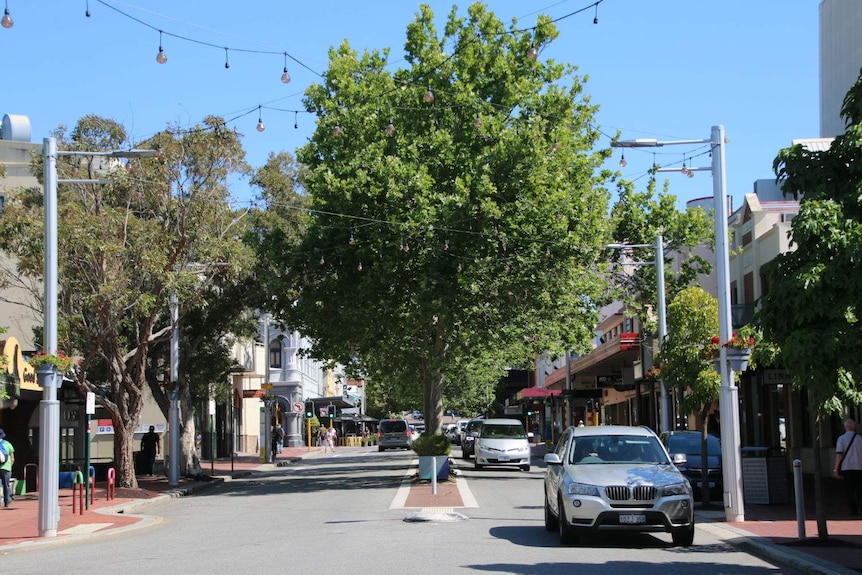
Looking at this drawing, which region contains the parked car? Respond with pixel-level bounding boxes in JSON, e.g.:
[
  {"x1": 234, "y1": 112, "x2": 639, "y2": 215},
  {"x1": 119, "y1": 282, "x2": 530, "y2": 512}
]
[
  {"x1": 410, "y1": 423, "x2": 426, "y2": 442},
  {"x1": 660, "y1": 430, "x2": 722, "y2": 500},
  {"x1": 444, "y1": 423, "x2": 458, "y2": 443},
  {"x1": 460, "y1": 418, "x2": 484, "y2": 459},
  {"x1": 473, "y1": 418, "x2": 531, "y2": 472},
  {"x1": 378, "y1": 419, "x2": 412, "y2": 451},
  {"x1": 543, "y1": 425, "x2": 695, "y2": 547},
  {"x1": 455, "y1": 419, "x2": 470, "y2": 445}
]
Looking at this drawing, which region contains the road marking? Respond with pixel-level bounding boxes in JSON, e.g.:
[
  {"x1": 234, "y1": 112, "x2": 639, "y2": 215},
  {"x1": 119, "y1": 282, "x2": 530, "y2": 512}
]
[
  {"x1": 389, "y1": 464, "x2": 479, "y2": 509},
  {"x1": 59, "y1": 523, "x2": 113, "y2": 535}
]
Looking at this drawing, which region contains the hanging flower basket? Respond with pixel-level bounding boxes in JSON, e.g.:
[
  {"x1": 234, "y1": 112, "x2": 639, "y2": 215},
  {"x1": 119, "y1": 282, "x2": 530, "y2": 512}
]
[
  {"x1": 28, "y1": 351, "x2": 73, "y2": 372},
  {"x1": 708, "y1": 333, "x2": 755, "y2": 372}
]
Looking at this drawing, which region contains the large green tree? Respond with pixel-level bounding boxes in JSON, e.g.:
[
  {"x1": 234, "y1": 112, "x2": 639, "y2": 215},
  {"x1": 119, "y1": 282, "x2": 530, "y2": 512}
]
[
  {"x1": 760, "y1": 70, "x2": 862, "y2": 538},
  {"x1": 0, "y1": 115, "x2": 254, "y2": 487},
  {"x1": 660, "y1": 286, "x2": 720, "y2": 504},
  {"x1": 259, "y1": 3, "x2": 612, "y2": 434}
]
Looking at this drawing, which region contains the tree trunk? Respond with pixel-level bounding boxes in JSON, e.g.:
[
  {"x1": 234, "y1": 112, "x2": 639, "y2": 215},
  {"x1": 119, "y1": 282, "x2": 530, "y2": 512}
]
[
  {"x1": 179, "y1": 389, "x2": 201, "y2": 476},
  {"x1": 113, "y1": 420, "x2": 138, "y2": 489},
  {"x1": 813, "y1": 408, "x2": 829, "y2": 539}
]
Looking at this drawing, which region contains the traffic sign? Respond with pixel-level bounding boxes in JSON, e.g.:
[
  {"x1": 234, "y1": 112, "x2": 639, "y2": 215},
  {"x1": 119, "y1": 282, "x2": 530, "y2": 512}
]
[{"x1": 293, "y1": 402, "x2": 303, "y2": 413}]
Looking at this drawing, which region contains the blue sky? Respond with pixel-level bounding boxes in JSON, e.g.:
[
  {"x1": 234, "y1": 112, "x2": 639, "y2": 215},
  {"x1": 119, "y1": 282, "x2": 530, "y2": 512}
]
[{"x1": 1, "y1": 1, "x2": 820, "y2": 210}]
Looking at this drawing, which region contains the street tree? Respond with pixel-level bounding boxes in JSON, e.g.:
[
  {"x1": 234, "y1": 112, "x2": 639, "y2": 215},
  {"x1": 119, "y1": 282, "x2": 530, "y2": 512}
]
[
  {"x1": 759, "y1": 70, "x2": 862, "y2": 538},
  {"x1": 660, "y1": 286, "x2": 720, "y2": 505},
  {"x1": 0, "y1": 115, "x2": 254, "y2": 487},
  {"x1": 258, "y1": 3, "x2": 612, "y2": 435}
]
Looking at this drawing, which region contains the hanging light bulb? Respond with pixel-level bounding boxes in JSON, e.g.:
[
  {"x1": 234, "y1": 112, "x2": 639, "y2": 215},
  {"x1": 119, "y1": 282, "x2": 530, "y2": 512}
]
[
  {"x1": 527, "y1": 45, "x2": 538, "y2": 60},
  {"x1": 357, "y1": 262, "x2": 363, "y2": 272},
  {"x1": 256, "y1": 106, "x2": 265, "y2": 132},
  {"x1": 457, "y1": 263, "x2": 463, "y2": 273},
  {"x1": 332, "y1": 123, "x2": 343, "y2": 137},
  {"x1": 1, "y1": 5, "x2": 12, "y2": 28},
  {"x1": 423, "y1": 87, "x2": 434, "y2": 103},
  {"x1": 85, "y1": 0, "x2": 90, "y2": 17},
  {"x1": 687, "y1": 168, "x2": 695, "y2": 179},
  {"x1": 281, "y1": 52, "x2": 291, "y2": 83},
  {"x1": 386, "y1": 119, "x2": 395, "y2": 135},
  {"x1": 294, "y1": 111, "x2": 299, "y2": 130},
  {"x1": 319, "y1": 256, "x2": 325, "y2": 265},
  {"x1": 444, "y1": 239, "x2": 449, "y2": 251},
  {"x1": 474, "y1": 112, "x2": 482, "y2": 128},
  {"x1": 156, "y1": 32, "x2": 167, "y2": 64},
  {"x1": 224, "y1": 48, "x2": 230, "y2": 69},
  {"x1": 348, "y1": 232, "x2": 355, "y2": 245},
  {"x1": 593, "y1": 5, "x2": 599, "y2": 24},
  {"x1": 619, "y1": 151, "x2": 627, "y2": 168},
  {"x1": 552, "y1": 140, "x2": 560, "y2": 153}
]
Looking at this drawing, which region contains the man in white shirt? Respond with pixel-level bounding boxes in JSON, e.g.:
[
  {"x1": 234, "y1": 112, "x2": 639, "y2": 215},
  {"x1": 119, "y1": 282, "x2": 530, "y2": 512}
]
[{"x1": 834, "y1": 418, "x2": 862, "y2": 516}]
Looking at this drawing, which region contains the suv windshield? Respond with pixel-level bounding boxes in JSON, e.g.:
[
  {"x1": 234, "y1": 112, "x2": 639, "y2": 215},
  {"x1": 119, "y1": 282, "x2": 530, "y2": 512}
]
[
  {"x1": 380, "y1": 420, "x2": 407, "y2": 433},
  {"x1": 569, "y1": 435, "x2": 668, "y2": 465},
  {"x1": 481, "y1": 424, "x2": 526, "y2": 439},
  {"x1": 667, "y1": 433, "x2": 721, "y2": 456}
]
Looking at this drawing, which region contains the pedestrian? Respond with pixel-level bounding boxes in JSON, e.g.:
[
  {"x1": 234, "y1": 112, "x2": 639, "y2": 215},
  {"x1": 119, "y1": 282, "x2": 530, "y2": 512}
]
[
  {"x1": 317, "y1": 426, "x2": 327, "y2": 450},
  {"x1": 834, "y1": 418, "x2": 862, "y2": 516},
  {"x1": 329, "y1": 426, "x2": 338, "y2": 449},
  {"x1": 322, "y1": 427, "x2": 333, "y2": 453},
  {"x1": 271, "y1": 423, "x2": 284, "y2": 461},
  {"x1": 0, "y1": 428, "x2": 14, "y2": 507},
  {"x1": 577, "y1": 420, "x2": 585, "y2": 427},
  {"x1": 140, "y1": 425, "x2": 160, "y2": 476}
]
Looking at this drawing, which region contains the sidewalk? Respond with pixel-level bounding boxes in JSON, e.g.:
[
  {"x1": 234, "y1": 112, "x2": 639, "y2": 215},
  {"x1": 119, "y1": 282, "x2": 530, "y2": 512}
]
[{"x1": 2, "y1": 444, "x2": 861, "y2": 575}]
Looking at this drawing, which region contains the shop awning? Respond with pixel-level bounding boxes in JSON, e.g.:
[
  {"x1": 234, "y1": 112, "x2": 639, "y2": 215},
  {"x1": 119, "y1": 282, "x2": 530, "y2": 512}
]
[{"x1": 515, "y1": 387, "x2": 561, "y2": 400}]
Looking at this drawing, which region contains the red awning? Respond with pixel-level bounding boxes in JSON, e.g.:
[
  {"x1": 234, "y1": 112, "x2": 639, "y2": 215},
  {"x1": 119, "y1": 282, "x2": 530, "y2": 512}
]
[{"x1": 516, "y1": 387, "x2": 561, "y2": 400}]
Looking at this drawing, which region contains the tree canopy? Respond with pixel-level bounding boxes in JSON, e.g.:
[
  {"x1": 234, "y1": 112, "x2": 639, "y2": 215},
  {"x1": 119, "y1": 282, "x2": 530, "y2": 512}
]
[{"x1": 257, "y1": 3, "x2": 613, "y2": 433}]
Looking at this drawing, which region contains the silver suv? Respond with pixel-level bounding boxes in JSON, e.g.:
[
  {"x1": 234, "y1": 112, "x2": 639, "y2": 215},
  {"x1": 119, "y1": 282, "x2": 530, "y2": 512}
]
[{"x1": 543, "y1": 425, "x2": 694, "y2": 546}]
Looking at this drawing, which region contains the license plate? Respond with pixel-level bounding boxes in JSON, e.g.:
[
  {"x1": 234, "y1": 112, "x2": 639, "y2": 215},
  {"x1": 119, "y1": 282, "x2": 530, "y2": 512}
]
[
  {"x1": 498, "y1": 455, "x2": 510, "y2": 462},
  {"x1": 619, "y1": 514, "x2": 646, "y2": 524}
]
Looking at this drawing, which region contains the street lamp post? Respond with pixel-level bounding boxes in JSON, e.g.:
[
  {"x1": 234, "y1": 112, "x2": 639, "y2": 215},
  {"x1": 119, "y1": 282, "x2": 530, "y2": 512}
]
[
  {"x1": 607, "y1": 235, "x2": 669, "y2": 433},
  {"x1": 40, "y1": 137, "x2": 157, "y2": 537},
  {"x1": 612, "y1": 126, "x2": 744, "y2": 522}
]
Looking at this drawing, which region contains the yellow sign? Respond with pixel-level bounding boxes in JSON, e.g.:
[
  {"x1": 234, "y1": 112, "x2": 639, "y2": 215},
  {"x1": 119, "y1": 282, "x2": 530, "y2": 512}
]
[{"x1": 262, "y1": 383, "x2": 273, "y2": 390}]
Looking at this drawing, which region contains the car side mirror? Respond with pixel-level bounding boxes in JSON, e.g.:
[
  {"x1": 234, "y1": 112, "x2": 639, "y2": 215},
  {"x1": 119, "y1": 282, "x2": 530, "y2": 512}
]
[
  {"x1": 544, "y1": 453, "x2": 562, "y2": 465},
  {"x1": 672, "y1": 453, "x2": 687, "y2": 465},
  {"x1": 527, "y1": 432, "x2": 535, "y2": 439}
]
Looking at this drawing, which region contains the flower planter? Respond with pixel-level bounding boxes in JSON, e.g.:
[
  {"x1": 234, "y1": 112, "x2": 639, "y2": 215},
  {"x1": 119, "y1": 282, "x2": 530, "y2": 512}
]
[
  {"x1": 418, "y1": 455, "x2": 450, "y2": 481},
  {"x1": 713, "y1": 348, "x2": 752, "y2": 372}
]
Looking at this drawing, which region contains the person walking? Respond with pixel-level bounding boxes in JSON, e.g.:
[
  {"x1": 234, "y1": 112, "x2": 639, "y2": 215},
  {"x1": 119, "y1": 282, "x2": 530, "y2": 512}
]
[
  {"x1": 317, "y1": 426, "x2": 327, "y2": 450},
  {"x1": 271, "y1": 423, "x2": 284, "y2": 461},
  {"x1": 329, "y1": 426, "x2": 338, "y2": 450},
  {"x1": 140, "y1": 425, "x2": 161, "y2": 476},
  {"x1": 0, "y1": 428, "x2": 14, "y2": 507},
  {"x1": 834, "y1": 418, "x2": 862, "y2": 516}
]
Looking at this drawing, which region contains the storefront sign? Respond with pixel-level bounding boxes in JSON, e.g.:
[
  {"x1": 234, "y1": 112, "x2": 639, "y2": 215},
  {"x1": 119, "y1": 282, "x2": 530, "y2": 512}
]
[{"x1": 763, "y1": 369, "x2": 792, "y2": 386}]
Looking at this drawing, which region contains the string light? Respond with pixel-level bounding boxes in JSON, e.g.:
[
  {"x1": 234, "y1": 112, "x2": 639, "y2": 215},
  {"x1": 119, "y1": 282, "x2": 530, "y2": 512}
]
[
  {"x1": 474, "y1": 112, "x2": 482, "y2": 128},
  {"x1": 357, "y1": 262, "x2": 363, "y2": 272},
  {"x1": 294, "y1": 111, "x2": 298, "y2": 130},
  {"x1": 2, "y1": 1, "x2": 13, "y2": 29},
  {"x1": 281, "y1": 52, "x2": 291, "y2": 84},
  {"x1": 332, "y1": 123, "x2": 343, "y2": 137},
  {"x1": 552, "y1": 140, "x2": 560, "y2": 153},
  {"x1": 593, "y1": 3, "x2": 599, "y2": 24},
  {"x1": 423, "y1": 87, "x2": 434, "y2": 103},
  {"x1": 156, "y1": 31, "x2": 168, "y2": 64},
  {"x1": 457, "y1": 263, "x2": 463, "y2": 273},
  {"x1": 386, "y1": 118, "x2": 395, "y2": 135},
  {"x1": 256, "y1": 106, "x2": 265, "y2": 132},
  {"x1": 224, "y1": 47, "x2": 230, "y2": 69},
  {"x1": 348, "y1": 232, "x2": 355, "y2": 245},
  {"x1": 618, "y1": 151, "x2": 626, "y2": 168},
  {"x1": 85, "y1": 0, "x2": 91, "y2": 17},
  {"x1": 319, "y1": 256, "x2": 325, "y2": 265},
  {"x1": 527, "y1": 44, "x2": 538, "y2": 60}
]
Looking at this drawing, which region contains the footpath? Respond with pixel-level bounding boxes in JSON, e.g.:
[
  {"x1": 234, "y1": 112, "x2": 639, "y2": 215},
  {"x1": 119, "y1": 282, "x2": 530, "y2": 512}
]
[{"x1": 0, "y1": 444, "x2": 860, "y2": 575}]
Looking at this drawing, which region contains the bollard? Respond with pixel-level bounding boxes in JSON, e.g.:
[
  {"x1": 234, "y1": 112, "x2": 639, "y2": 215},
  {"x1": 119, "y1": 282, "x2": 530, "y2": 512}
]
[
  {"x1": 72, "y1": 471, "x2": 85, "y2": 515},
  {"x1": 793, "y1": 459, "x2": 805, "y2": 539},
  {"x1": 106, "y1": 468, "x2": 116, "y2": 501},
  {"x1": 24, "y1": 462, "x2": 38, "y2": 493},
  {"x1": 88, "y1": 466, "x2": 96, "y2": 507},
  {"x1": 431, "y1": 456, "x2": 437, "y2": 495}
]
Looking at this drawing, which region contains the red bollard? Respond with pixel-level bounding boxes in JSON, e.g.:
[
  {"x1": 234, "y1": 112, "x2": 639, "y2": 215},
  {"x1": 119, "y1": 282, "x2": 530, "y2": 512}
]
[
  {"x1": 72, "y1": 471, "x2": 85, "y2": 515},
  {"x1": 106, "y1": 468, "x2": 116, "y2": 501}
]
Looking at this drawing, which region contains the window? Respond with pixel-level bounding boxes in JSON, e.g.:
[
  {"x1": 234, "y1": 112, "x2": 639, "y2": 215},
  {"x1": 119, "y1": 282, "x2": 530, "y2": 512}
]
[{"x1": 269, "y1": 339, "x2": 282, "y2": 368}]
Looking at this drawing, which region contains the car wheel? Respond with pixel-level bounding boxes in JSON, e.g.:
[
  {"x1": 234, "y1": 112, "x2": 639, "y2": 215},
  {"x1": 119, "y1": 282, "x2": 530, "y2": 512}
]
[
  {"x1": 558, "y1": 494, "x2": 577, "y2": 545},
  {"x1": 521, "y1": 464, "x2": 530, "y2": 472},
  {"x1": 672, "y1": 523, "x2": 695, "y2": 547},
  {"x1": 544, "y1": 493, "x2": 558, "y2": 531}
]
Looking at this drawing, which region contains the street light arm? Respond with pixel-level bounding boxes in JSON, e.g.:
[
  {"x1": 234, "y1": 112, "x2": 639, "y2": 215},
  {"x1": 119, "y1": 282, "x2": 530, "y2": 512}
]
[{"x1": 612, "y1": 137, "x2": 710, "y2": 148}]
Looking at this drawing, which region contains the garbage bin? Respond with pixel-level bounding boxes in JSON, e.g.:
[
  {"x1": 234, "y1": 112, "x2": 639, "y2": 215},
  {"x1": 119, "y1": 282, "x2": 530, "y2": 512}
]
[{"x1": 741, "y1": 447, "x2": 789, "y2": 504}]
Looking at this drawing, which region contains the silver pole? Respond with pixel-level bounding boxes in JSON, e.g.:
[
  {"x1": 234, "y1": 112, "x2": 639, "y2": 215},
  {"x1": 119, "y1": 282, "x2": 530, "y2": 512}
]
[
  {"x1": 712, "y1": 125, "x2": 744, "y2": 522},
  {"x1": 655, "y1": 234, "x2": 670, "y2": 434},
  {"x1": 168, "y1": 292, "x2": 179, "y2": 486},
  {"x1": 793, "y1": 459, "x2": 806, "y2": 539},
  {"x1": 38, "y1": 137, "x2": 60, "y2": 537}
]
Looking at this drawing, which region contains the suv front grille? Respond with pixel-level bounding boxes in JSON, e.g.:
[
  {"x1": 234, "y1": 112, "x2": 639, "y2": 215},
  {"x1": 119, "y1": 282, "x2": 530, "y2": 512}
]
[{"x1": 605, "y1": 486, "x2": 657, "y2": 501}]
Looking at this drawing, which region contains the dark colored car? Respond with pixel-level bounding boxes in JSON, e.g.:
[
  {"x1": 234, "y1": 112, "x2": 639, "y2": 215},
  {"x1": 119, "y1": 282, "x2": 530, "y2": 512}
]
[
  {"x1": 661, "y1": 430, "x2": 722, "y2": 499},
  {"x1": 460, "y1": 419, "x2": 484, "y2": 459}
]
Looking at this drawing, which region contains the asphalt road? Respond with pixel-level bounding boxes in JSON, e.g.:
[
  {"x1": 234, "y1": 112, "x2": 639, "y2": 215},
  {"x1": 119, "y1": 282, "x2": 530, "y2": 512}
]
[{"x1": 0, "y1": 448, "x2": 801, "y2": 575}]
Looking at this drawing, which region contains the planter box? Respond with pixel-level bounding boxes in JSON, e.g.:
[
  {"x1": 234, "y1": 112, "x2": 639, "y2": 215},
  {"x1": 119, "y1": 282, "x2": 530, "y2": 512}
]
[{"x1": 418, "y1": 455, "x2": 450, "y2": 481}]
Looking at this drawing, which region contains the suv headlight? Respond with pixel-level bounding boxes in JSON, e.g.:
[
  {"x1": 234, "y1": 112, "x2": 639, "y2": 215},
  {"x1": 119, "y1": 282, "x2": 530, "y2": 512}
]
[
  {"x1": 661, "y1": 482, "x2": 691, "y2": 496},
  {"x1": 568, "y1": 483, "x2": 600, "y2": 497}
]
